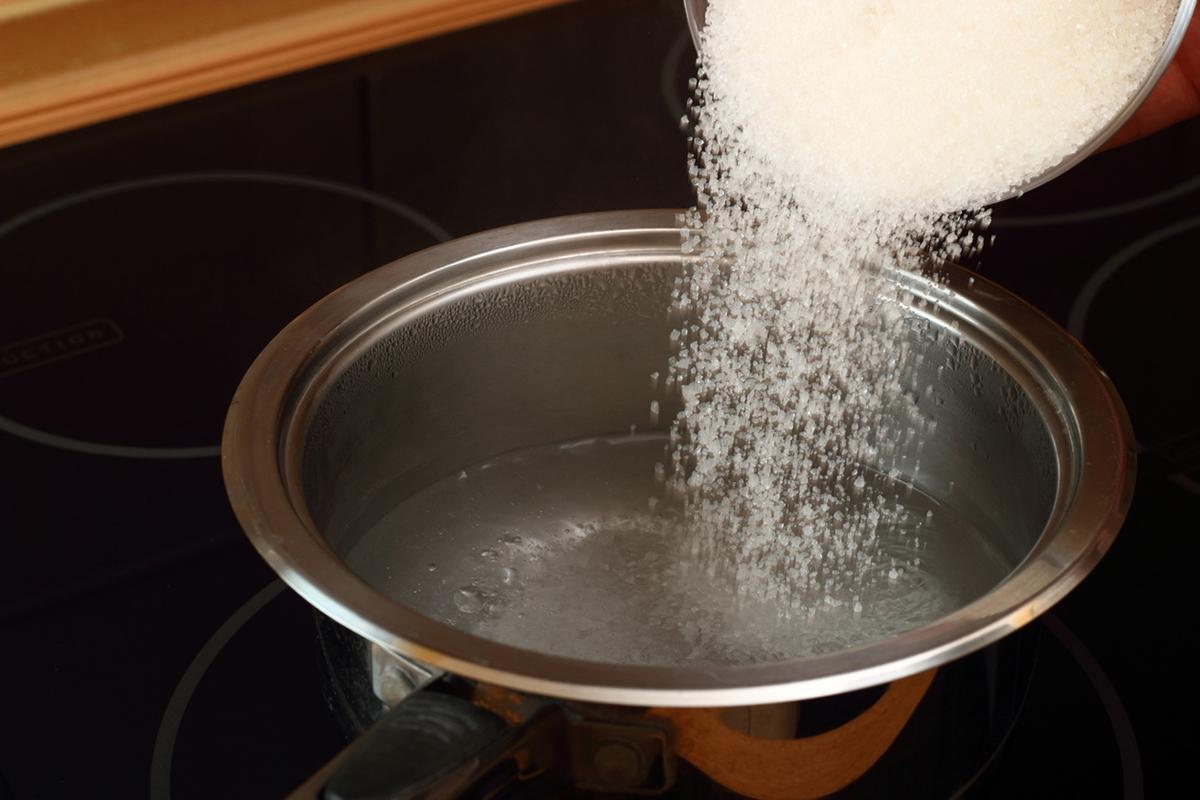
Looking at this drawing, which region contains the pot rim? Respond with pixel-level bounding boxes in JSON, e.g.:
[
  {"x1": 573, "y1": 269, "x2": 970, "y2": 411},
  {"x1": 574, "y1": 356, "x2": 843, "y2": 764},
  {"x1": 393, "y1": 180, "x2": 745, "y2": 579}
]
[{"x1": 221, "y1": 209, "x2": 1135, "y2": 707}]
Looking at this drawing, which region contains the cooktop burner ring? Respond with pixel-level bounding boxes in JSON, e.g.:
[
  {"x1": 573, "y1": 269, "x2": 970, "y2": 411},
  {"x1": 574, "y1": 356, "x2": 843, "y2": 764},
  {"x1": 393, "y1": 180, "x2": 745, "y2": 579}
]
[
  {"x1": 148, "y1": 594, "x2": 1141, "y2": 799},
  {"x1": 991, "y1": 171, "x2": 1200, "y2": 229},
  {"x1": 149, "y1": 579, "x2": 286, "y2": 800},
  {"x1": 0, "y1": 170, "x2": 451, "y2": 461},
  {"x1": 1068, "y1": 214, "x2": 1200, "y2": 340}
]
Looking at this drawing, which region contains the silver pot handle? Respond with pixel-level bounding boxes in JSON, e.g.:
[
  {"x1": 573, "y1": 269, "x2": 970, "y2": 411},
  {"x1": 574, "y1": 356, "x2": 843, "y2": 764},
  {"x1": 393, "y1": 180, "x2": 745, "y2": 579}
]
[{"x1": 287, "y1": 648, "x2": 566, "y2": 800}]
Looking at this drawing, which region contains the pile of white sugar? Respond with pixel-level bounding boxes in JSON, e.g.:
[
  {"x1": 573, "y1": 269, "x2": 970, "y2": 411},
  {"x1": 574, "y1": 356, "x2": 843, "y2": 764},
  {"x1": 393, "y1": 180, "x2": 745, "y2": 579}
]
[
  {"x1": 667, "y1": 0, "x2": 1175, "y2": 617},
  {"x1": 704, "y1": 0, "x2": 1176, "y2": 215}
]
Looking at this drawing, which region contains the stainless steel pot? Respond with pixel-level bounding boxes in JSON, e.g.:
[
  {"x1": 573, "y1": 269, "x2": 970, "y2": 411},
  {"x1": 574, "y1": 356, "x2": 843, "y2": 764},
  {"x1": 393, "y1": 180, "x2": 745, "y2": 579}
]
[{"x1": 222, "y1": 210, "x2": 1133, "y2": 711}]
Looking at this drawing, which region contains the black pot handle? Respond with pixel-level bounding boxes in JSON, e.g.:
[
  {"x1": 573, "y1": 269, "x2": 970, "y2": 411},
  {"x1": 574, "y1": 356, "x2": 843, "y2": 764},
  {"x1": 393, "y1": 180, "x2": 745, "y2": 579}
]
[{"x1": 288, "y1": 688, "x2": 563, "y2": 799}]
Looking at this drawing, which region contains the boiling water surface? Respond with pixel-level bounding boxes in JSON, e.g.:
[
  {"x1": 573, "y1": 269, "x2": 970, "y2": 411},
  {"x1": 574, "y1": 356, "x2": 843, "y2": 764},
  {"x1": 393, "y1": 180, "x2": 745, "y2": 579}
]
[{"x1": 347, "y1": 435, "x2": 1012, "y2": 667}]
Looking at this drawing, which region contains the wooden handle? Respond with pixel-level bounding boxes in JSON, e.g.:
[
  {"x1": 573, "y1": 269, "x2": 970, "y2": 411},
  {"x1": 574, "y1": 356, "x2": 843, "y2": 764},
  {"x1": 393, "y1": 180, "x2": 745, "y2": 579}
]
[{"x1": 650, "y1": 669, "x2": 937, "y2": 800}]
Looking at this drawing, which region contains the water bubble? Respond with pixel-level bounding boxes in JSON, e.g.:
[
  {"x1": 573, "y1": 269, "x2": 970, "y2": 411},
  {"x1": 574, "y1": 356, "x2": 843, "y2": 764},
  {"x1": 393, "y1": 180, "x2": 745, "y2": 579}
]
[
  {"x1": 453, "y1": 587, "x2": 484, "y2": 614},
  {"x1": 425, "y1": 563, "x2": 437, "y2": 573}
]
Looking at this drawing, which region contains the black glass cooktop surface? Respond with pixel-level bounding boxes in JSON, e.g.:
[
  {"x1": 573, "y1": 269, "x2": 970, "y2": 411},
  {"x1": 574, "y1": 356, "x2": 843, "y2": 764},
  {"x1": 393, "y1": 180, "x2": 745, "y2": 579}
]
[{"x1": 1, "y1": 2, "x2": 1197, "y2": 797}]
